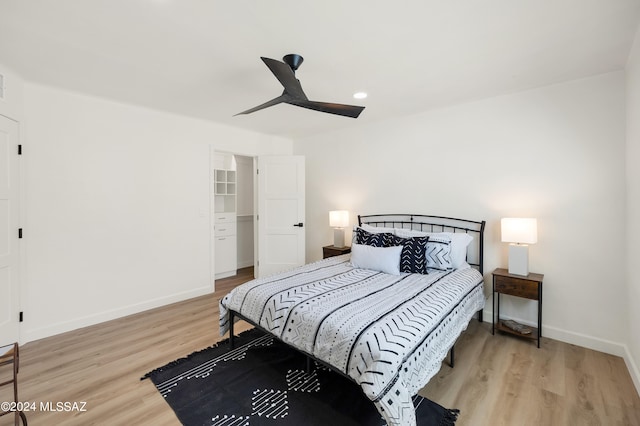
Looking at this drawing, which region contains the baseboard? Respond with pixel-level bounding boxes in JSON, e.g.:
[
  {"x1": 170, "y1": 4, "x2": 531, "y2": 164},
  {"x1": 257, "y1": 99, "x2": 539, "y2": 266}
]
[
  {"x1": 481, "y1": 309, "x2": 631, "y2": 358},
  {"x1": 623, "y1": 346, "x2": 640, "y2": 397},
  {"x1": 542, "y1": 324, "x2": 629, "y2": 357},
  {"x1": 215, "y1": 270, "x2": 237, "y2": 280},
  {"x1": 21, "y1": 285, "x2": 213, "y2": 344}
]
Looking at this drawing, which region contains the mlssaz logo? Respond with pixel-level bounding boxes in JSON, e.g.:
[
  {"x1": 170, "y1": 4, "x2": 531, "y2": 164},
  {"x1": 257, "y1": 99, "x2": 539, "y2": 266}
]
[{"x1": 40, "y1": 401, "x2": 88, "y2": 412}]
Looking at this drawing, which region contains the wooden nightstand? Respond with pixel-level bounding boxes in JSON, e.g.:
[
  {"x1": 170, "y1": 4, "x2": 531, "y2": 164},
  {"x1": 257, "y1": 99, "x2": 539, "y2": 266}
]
[
  {"x1": 492, "y1": 268, "x2": 544, "y2": 348},
  {"x1": 0, "y1": 343, "x2": 27, "y2": 425},
  {"x1": 323, "y1": 245, "x2": 351, "y2": 259}
]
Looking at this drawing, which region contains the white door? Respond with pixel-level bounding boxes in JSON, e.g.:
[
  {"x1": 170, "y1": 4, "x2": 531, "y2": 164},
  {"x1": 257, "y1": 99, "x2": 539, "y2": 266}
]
[
  {"x1": 0, "y1": 115, "x2": 20, "y2": 344},
  {"x1": 257, "y1": 156, "x2": 305, "y2": 277}
]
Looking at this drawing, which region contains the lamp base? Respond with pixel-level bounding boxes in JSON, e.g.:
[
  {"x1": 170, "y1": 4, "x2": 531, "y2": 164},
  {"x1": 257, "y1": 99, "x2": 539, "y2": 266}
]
[
  {"x1": 508, "y1": 244, "x2": 529, "y2": 276},
  {"x1": 333, "y1": 228, "x2": 345, "y2": 248}
]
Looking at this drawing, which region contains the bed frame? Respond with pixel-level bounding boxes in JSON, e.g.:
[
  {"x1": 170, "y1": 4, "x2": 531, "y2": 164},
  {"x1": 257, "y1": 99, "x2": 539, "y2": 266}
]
[
  {"x1": 357, "y1": 213, "x2": 485, "y2": 275},
  {"x1": 228, "y1": 213, "x2": 485, "y2": 374}
]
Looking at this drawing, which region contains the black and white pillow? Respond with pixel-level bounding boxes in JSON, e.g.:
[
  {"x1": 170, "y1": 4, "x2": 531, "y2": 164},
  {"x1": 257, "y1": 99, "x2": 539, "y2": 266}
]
[
  {"x1": 425, "y1": 235, "x2": 453, "y2": 271},
  {"x1": 395, "y1": 229, "x2": 462, "y2": 270},
  {"x1": 354, "y1": 228, "x2": 393, "y2": 247},
  {"x1": 387, "y1": 235, "x2": 430, "y2": 274}
]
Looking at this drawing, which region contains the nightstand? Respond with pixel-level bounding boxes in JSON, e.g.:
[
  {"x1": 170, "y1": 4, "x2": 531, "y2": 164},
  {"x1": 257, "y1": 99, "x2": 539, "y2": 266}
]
[
  {"x1": 323, "y1": 245, "x2": 351, "y2": 259},
  {"x1": 492, "y1": 268, "x2": 544, "y2": 348}
]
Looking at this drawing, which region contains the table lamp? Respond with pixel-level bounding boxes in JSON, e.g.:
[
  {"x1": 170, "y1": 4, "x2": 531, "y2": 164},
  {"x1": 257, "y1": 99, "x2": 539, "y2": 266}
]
[
  {"x1": 329, "y1": 210, "x2": 349, "y2": 247},
  {"x1": 501, "y1": 218, "x2": 537, "y2": 276}
]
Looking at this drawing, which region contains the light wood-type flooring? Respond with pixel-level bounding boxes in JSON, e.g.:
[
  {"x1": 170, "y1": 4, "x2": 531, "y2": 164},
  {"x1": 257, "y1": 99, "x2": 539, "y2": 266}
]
[{"x1": 1, "y1": 267, "x2": 638, "y2": 425}]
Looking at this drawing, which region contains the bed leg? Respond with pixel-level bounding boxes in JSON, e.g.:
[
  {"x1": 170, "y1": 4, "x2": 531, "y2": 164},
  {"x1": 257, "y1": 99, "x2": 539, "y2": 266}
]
[
  {"x1": 449, "y1": 345, "x2": 455, "y2": 368},
  {"x1": 478, "y1": 309, "x2": 483, "y2": 323},
  {"x1": 229, "y1": 311, "x2": 235, "y2": 350}
]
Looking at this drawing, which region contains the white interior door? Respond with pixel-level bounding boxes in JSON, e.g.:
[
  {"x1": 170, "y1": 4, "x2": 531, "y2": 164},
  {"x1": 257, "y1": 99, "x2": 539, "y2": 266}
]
[
  {"x1": 257, "y1": 156, "x2": 305, "y2": 277},
  {"x1": 0, "y1": 115, "x2": 20, "y2": 344}
]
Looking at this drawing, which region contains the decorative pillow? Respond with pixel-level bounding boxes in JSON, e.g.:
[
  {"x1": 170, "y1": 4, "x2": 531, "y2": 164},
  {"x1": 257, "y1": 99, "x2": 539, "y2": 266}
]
[
  {"x1": 387, "y1": 235, "x2": 430, "y2": 274},
  {"x1": 395, "y1": 228, "x2": 471, "y2": 269},
  {"x1": 424, "y1": 235, "x2": 453, "y2": 271},
  {"x1": 354, "y1": 227, "x2": 393, "y2": 247},
  {"x1": 446, "y1": 233, "x2": 473, "y2": 269},
  {"x1": 350, "y1": 243, "x2": 402, "y2": 275}
]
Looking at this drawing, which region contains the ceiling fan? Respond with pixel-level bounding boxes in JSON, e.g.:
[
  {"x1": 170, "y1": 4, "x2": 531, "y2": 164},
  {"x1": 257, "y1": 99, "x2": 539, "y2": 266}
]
[{"x1": 235, "y1": 54, "x2": 365, "y2": 119}]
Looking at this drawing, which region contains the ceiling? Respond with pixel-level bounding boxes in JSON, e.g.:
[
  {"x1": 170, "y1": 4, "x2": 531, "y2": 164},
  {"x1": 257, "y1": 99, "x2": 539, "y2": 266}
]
[{"x1": 1, "y1": 1, "x2": 639, "y2": 139}]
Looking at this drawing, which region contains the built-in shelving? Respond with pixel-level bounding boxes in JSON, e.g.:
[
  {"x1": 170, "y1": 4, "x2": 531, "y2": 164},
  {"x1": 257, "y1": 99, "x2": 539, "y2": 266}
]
[{"x1": 214, "y1": 169, "x2": 236, "y2": 214}]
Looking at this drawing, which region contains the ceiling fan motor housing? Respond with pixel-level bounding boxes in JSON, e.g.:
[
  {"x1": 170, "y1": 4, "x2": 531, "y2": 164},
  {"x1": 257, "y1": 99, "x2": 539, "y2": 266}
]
[{"x1": 283, "y1": 54, "x2": 304, "y2": 72}]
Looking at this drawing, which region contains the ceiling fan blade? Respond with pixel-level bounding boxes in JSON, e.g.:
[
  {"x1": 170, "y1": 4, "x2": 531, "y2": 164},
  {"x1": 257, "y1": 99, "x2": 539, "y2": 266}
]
[
  {"x1": 260, "y1": 57, "x2": 307, "y2": 99},
  {"x1": 235, "y1": 54, "x2": 365, "y2": 119},
  {"x1": 234, "y1": 95, "x2": 288, "y2": 116},
  {"x1": 286, "y1": 99, "x2": 365, "y2": 118}
]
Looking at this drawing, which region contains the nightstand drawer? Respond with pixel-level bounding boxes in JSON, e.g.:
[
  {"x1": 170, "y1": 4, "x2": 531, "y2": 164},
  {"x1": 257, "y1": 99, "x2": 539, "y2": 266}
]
[{"x1": 494, "y1": 275, "x2": 539, "y2": 300}]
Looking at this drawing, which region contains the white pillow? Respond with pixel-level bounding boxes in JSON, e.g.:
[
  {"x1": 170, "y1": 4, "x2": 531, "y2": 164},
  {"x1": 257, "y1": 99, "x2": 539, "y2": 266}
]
[
  {"x1": 447, "y1": 233, "x2": 473, "y2": 269},
  {"x1": 394, "y1": 228, "x2": 473, "y2": 269},
  {"x1": 360, "y1": 223, "x2": 396, "y2": 234},
  {"x1": 350, "y1": 243, "x2": 402, "y2": 275},
  {"x1": 394, "y1": 228, "x2": 429, "y2": 238}
]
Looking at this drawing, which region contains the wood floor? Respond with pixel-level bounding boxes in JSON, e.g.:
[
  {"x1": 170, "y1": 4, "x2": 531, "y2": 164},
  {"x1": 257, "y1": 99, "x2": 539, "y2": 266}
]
[{"x1": 2, "y1": 267, "x2": 638, "y2": 425}]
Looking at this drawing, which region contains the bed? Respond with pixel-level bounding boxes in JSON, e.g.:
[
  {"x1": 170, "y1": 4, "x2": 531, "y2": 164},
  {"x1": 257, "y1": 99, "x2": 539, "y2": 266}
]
[{"x1": 219, "y1": 214, "x2": 486, "y2": 426}]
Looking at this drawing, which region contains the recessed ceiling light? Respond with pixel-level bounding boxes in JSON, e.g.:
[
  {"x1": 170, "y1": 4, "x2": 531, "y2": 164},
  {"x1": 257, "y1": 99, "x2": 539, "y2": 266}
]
[{"x1": 353, "y1": 92, "x2": 368, "y2": 99}]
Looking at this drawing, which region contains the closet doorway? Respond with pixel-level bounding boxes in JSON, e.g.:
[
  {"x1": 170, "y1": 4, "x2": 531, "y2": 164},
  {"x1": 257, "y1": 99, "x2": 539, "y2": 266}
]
[
  {"x1": 211, "y1": 151, "x2": 306, "y2": 285},
  {"x1": 212, "y1": 151, "x2": 256, "y2": 281}
]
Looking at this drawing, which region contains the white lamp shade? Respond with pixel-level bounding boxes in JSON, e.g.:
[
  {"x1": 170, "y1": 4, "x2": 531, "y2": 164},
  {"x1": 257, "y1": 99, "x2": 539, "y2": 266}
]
[
  {"x1": 501, "y1": 218, "x2": 538, "y2": 244},
  {"x1": 329, "y1": 210, "x2": 349, "y2": 228}
]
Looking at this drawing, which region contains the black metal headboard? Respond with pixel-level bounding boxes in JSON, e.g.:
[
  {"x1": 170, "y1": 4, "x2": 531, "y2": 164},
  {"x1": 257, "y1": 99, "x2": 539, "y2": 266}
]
[{"x1": 358, "y1": 214, "x2": 486, "y2": 274}]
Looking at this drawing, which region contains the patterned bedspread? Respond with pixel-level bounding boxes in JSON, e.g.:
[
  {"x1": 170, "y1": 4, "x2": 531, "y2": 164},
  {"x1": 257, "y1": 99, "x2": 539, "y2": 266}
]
[{"x1": 219, "y1": 254, "x2": 485, "y2": 426}]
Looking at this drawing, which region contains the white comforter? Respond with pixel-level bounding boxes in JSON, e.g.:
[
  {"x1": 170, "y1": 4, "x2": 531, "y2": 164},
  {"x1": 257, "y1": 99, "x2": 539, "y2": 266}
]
[{"x1": 220, "y1": 254, "x2": 485, "y2": 426}]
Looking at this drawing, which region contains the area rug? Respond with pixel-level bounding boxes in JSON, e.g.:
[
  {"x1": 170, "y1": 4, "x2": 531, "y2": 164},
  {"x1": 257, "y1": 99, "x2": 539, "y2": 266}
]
[{"x1": 142, "y1": 328, "x2": 459, "y2": 425}]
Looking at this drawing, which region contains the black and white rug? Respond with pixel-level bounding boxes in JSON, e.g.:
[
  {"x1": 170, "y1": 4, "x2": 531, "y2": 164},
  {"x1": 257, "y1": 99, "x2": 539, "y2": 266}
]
[{"x1": 142, "y1": 328, "x2": 459, "y2": 425}]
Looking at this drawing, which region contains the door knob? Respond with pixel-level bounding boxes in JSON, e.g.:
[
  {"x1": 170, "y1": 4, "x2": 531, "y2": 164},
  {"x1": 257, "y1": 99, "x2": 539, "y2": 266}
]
[{"x1": 293, "y1": 222, "x2": 304, "y2": 227}]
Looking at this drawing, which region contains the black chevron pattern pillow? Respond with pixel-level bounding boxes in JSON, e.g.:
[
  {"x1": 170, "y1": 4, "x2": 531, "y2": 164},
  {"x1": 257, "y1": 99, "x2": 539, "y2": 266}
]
[
  {"x1": 354, "y1": 228, "x2": 393, "y2": 247},
  {"x1": 387, "y1": 235, "x2": 430, "y2": 274},
  {"x1": 425, "y1": 236, "x2": 453, "y2": 271}
]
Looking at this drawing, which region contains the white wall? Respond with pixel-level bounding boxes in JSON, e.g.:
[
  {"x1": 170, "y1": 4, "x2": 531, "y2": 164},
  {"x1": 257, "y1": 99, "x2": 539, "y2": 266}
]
[
  {"x1": 295, "y1": 71, "x2": 627, "y2": 356},
  {"x1": 626, "y1": 26, "x2": 640, "y2": 393},
  {"x1": 21, "y1": 83, "x2": 292, "y2": 342}
]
